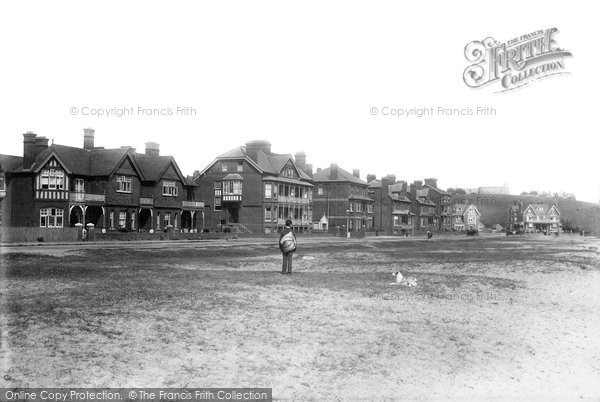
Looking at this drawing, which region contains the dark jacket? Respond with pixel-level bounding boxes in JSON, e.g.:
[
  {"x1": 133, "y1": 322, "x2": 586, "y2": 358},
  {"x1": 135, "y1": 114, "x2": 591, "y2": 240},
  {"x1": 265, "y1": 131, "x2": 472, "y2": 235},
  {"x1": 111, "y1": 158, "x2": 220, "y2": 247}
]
[{"x1": 279, "y1": 227, "x2": 296, "y2": 253}]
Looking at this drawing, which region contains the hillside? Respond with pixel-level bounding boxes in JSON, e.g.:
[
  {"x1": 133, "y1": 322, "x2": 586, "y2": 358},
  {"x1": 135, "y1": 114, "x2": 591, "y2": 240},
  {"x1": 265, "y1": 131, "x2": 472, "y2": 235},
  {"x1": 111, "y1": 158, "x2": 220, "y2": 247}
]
[{"x1": 453, "y1": 194, "x2": 600, "y2": 234}]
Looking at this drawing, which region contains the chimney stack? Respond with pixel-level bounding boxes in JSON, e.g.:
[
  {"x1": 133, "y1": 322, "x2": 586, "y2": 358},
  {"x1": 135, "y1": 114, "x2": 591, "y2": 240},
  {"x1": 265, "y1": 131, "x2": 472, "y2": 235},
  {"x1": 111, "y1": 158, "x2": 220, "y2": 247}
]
[
  {"x1": 245, "y1": 140, "x2": 272, "y2": 162},
  {"x1": 330, "y1": 163, "x2": 338, "y2": 180},
  {"x1": 386, "y1": 174, "x2": 396, "y2": 184},
  {"x1": 352, "y1": 169, "x2": 360, "y2": 179},
  {"x1": 424, "y1": 177, "x2": 438, "y2": 188},
  {"x1": 35, "y1": 136, "x2": 49, "y2": 155},
  {"x1": 295, "y1": 151, "x2": 306, "y2": 172},
  {"x1": 145, "y1": 142, "x2": 160, "y2": 156},
  {"x1": 23, "y1": 132, "x2": 38, "y2": 169},
  {"x1": 304, "y1": 163, "x2": 313, "y2": 178},
  {"x1": 83, "y1": 128, "x2": 95, "y2": 150},
  {"x1": 366, "y1": 174, "x2": 376, "y2": 183},
  {"x1": 193, "y1": 170, "x2": 200, "y2": 178},
  {"x1": 381, "y1": 176, "x2": 390, "y2": 196},
  {"x1": 317, "y1": 167, "x2": 322, "y2": 173}
]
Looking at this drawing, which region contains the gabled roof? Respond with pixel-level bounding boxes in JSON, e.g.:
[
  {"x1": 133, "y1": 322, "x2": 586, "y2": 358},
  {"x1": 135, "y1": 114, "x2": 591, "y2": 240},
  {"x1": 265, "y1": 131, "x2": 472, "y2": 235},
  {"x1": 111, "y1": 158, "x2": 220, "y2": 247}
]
[
  {"x1": 368, "y1": 180, "x2": 382, "y2": 189},
  {"x1": 423, "y1": 183, "x2": 450, "y2": 196},
  {"x1": 3, "y1": 143, "x2": 187, "y2": 184},
  {"x1": 463, "y1": 204, "x2": 481, "y2": 217},
  {"x1": 523, "y1": 203, "x2": 560, "y2": 216},
  {"x1": 204, "y1": 145, "x2": 312, "y2": 181},
  {"x1": 312, "y1": 166, "x2": 367, "y2": 185},
  {"x1": 134, "y1": 154, "x2": 186, "y2": 183},
  {"x1": 417, "y1": 198, "x2": 436, "y2": 207}
]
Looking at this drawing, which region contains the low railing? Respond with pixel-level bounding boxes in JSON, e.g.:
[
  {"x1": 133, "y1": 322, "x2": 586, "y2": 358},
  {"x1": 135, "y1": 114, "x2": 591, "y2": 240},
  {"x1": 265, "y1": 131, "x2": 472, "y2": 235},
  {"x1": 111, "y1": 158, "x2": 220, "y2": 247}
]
[
  {"x1": 69, "y1": 192, "x2": 106, "y2": 203},
  {"x1": 277, "y1": 196, "x2": 310, "y2": 204},
  {"x1": 182, "y1": 201, "x2": 205, "y2": 209},
  {"x1": 276, "y1": 218, "x2": 311, "y2": 226},
  {"x1": 139, "y1": 197, "x2": 154, "y2": 206}
]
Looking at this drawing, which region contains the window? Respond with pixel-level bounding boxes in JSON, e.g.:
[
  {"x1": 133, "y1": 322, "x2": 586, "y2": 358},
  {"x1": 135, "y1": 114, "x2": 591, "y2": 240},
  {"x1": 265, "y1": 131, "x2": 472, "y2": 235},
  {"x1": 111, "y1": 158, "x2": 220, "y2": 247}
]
[
  {"x1": 40, "y1": 208, "x2": 63, "y2": 227},
  {"x1": 109, "y1": 211, "x2": 114, "y2": 228},
  {"x1": 174, "y1": 213, "x2": 178, "y2": 229},
  {"x1": 318, "y1": 185, "x2": 323, "y2": 196},
  {"x1": 131, "y1": 212, "x2": 136, "y2": 230},
  {"x1": 0, "y1": 172, "x2": 4, "y2": 192},
  {"x1": 40, "y1": 169, "x2": 65, "y2": 190},
  {"x1": 119, "y1": 211, "x2": 127, "y2": 228},
  {"x1": 223, "y1": 181, "x2": 242, "y2": 195},
  {"x1": 221, "y1": 163, "x2": 228, "y2": 172},
  {"x1": 214, "y1": 182, "x2": 222, "y2": 210},
  {"x1": 467, "y1": 215, "x2": 475, "y2": 223},
  {"x1": 283, "y1": 166, "x2": 294, "y2": 178},
  {"x1": 162, "y1": 181, "x2": 178, "y2": 196},
  {"x1": 214, "y1": 197, "x2": 222, "y2": 211},
  {"x1": 117, "y1": 176, "x2": 132, "y2": 193},
  {"x1": 265, "y1": 206, "x2": 272, "y2": 222},
  {"x1": 74, "y1": 178, "x2": 84, "y2": 193},
  {"x1": 237, "y1": 162, "x2": 243, "y2": 172},
  {"x1": 164, "y1": 212, "x2": 171, "y2": 227},
  {"x1": 265, "y1": 184, "x2": 272, "y2": 198}
]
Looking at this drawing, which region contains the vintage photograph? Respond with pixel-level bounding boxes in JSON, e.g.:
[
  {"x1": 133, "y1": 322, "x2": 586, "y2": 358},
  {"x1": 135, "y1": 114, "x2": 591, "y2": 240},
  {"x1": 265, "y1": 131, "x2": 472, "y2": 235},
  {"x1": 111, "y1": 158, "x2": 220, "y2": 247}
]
[{"x1": 1, "y1": 1, "x2": 599, "y2": 401}]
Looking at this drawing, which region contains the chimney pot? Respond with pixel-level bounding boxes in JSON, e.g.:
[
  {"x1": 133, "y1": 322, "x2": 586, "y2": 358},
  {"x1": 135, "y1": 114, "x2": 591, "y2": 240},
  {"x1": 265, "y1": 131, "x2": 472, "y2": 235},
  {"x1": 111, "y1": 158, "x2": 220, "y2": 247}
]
[
  {"x1": 295, "y1": 151, "x2": 307, "y2": 172},
  {"x1": 83, "y1": 128, "x2": 95, "y2": 150},
  {"x1": 352, "y1": 169, "x2": 360, "y2": 178},
  {"x1": 424, "y1": 177, "x2": 438, "y2": 189},
  {"x1": 245, "y1": 140, "x2": 271, "y2": 162},
  {"x1": 330, "y1": 163, "x2": 338, "y2": 180},
  {"x1": 304, "y1": 163, "x2": 313, "y2": 178},
  {"x1": 366, "y1": 174, "x2": 377, "y2": 183},
  {"x1": 23, "y1": 132, "x2": 38, "y2": 169},
  {"x1": 145, "y1": 142, "x2": 160, "y2": 156}
]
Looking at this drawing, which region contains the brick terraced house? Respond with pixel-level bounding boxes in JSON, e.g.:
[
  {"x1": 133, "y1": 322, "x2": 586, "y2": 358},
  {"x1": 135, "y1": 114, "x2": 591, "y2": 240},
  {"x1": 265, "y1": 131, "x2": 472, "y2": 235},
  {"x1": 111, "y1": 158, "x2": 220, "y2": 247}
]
[
  {"x1": 0, "y1": 129, "x2": 204, "y2": 232},
  {"x1": 194, "y1": 140, "x2": 314, "y2": 234},
  {"x1": 312, "y1": 164, "x2": 374, "y2": 233},
  {"x1": 409, "y1": 180, "x2": 438, "y2": 233},
  {"x1": 367, "y1": 175, "x2": 414, "y2": 235}
]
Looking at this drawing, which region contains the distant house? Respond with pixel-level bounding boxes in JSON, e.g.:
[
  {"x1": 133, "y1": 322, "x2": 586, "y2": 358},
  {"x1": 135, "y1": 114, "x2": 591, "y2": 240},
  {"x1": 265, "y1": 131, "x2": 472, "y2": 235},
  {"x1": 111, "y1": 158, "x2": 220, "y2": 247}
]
[
  {"x1": 367, "y1": 175, "x2": 414, "y2": 235},
  {"x1": 521, "y1": 203, "x2": 561, "y2": 234},
  {"x1": 194, "y1": 141, "x2": 314, "y2": 234},
  {"x1": 450, "y1": 202, "x2": 482, "y2": 232},
  {"x1": 506, "y1": 201, "x2": 561, "y2": 234},
  {"x1": 312, "y1": 164, "x2": 373, "y2": 232},
  {"x1": 0, "y1": 129, "x2": 203, "y2": 231},
  {"x1": 409, "y1": 180, "x2": 437, "y2": 233}
]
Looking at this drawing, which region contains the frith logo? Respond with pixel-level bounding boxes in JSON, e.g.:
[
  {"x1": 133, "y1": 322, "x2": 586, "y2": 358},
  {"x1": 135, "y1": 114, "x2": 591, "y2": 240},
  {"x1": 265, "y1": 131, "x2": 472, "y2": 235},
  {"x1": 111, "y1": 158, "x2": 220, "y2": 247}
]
[{"x1": 463, "y1": 28, "x2": 572, "y2": 92}]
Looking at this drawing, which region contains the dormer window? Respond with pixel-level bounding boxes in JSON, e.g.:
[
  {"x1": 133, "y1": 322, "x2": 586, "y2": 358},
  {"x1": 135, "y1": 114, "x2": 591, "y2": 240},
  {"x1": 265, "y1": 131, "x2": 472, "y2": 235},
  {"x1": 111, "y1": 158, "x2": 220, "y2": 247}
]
[
  {"x1": 162, "y1": 181, "x2": 178, "y2": 197},
  {"x1": 283, "y1": 167, "x2": 294, "y2": 178},
  {"x1": 40, "y1": 169, "x2": 65, "y2": 190},
  {"x1": 116, "y1": 176, "x2": 132, "y2": 193}
]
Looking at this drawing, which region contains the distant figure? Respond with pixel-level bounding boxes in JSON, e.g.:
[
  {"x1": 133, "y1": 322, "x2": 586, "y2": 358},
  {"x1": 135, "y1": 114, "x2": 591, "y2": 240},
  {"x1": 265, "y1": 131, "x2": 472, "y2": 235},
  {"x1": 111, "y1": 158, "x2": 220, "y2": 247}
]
[
  {"x1": 426, "y1": 230, "x2": 433, "y2": 239},
  {"x1": 279, "y1": 219, "x2": 297, "y2": 275}
]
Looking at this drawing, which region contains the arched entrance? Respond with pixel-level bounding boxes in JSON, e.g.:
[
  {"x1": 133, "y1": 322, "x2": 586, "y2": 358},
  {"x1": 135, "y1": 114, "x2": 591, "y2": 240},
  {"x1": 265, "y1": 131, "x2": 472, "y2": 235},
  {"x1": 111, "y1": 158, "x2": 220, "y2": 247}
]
[
  {"x1": 181, "y1": 211, "x2": 192, "y2": 231},
  {"x1": 69, "y1": 205, "x2": 84, "y2": 227},
  {"x1": 139, "y1": 208, "x2": 152, "y2": 231}
]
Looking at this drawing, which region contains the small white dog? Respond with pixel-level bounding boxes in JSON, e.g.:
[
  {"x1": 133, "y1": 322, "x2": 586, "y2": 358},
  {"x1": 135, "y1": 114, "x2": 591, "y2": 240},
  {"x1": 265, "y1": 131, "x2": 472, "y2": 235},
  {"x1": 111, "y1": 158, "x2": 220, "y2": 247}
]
[{"x1": 392, "y1": 271, "x2": 418, "y2": 287}]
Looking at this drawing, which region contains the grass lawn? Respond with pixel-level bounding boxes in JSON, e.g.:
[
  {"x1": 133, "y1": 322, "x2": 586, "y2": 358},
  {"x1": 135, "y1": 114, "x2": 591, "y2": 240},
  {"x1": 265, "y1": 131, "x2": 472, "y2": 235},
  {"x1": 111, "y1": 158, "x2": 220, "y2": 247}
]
[{"x1": 1, "y1": 236, "x2": 599, "y2": 400}]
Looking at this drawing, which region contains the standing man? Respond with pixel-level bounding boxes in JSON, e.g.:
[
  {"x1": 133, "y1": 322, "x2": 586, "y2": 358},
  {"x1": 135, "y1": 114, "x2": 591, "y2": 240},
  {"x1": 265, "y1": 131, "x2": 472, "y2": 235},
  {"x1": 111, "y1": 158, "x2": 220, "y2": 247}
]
[{"x1": 279, "y1": 219, "x2": 297, "y2": 275}]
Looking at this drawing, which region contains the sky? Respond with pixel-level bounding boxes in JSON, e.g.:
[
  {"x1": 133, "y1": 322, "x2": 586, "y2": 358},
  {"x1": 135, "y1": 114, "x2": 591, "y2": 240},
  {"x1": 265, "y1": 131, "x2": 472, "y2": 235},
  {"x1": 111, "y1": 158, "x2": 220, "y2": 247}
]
[{"x1": 1, "y1": 1, "x2": 598, "y2": 202}]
